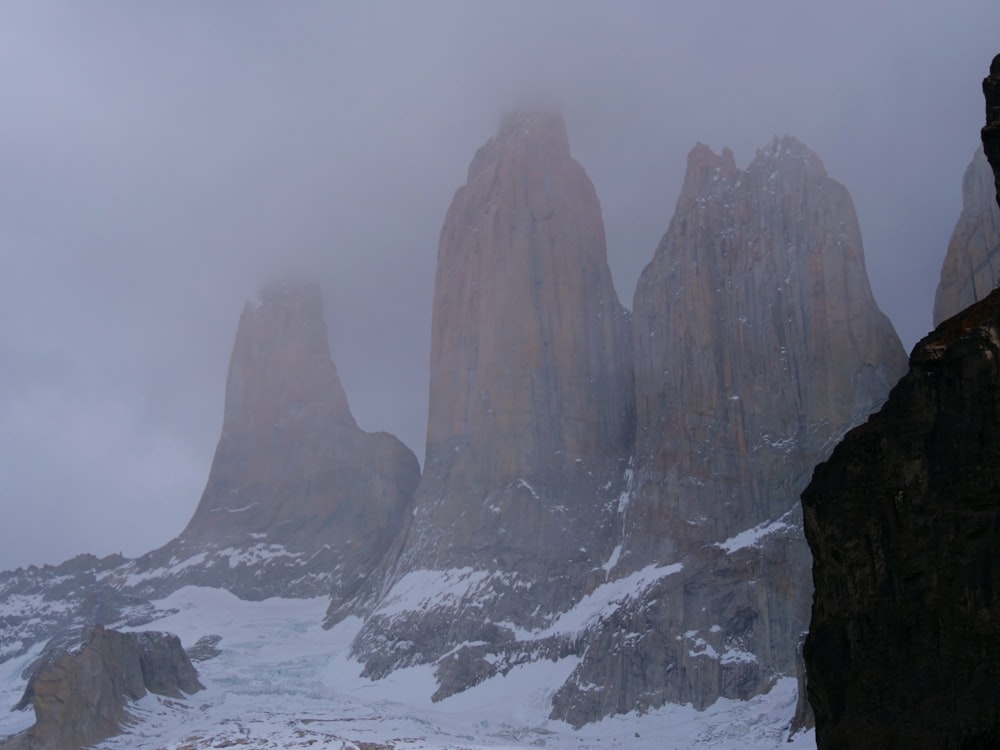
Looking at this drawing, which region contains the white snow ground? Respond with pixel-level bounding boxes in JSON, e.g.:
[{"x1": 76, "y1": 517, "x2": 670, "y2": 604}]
[{"x1": 0, "y1": 586, "x2": 815, "y2": 749}]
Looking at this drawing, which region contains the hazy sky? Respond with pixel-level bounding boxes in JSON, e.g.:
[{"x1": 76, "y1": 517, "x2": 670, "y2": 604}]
[{"x1": 2, "y1": 1, "x2": 998, "y2": 571}]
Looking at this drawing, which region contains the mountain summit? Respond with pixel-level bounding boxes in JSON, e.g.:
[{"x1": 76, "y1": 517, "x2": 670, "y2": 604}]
[
  {"x1": 549, "y1": 137, "x2": 906, "y2": 725},
  {"x1": 331, "y1": 109, "x2": 635, "y2": 685},
  {"x1": 126, "y1": 281, "x2": 420, "y2": 601},
  {"x1": 625, "y1": 135, "x2": 906, "y2": 567}
]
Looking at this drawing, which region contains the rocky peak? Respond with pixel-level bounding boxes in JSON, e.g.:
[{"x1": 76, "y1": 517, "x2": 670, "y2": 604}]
[
  {"x1": 933, "y1": 147, "x2": 1000, "y2": 325},
  {"x1": 120, "y1": 282, "x2": 419, "y2": 600},
  {"x1": 468, "y1": 108, "x2": 572, "y2": 176},
  {"x1": 221, "y1": 280, "x2": 355, "y2": 438},
  {"x1": 625, "y1": 138, "x2": 906, "y2": 565},
  {"x1": 547, "y1": 137, "x2": 906, "y2": 725},
  {"x1": 335, "y1": 109, "x2": 634, "y2": 684},
  {"x1": 422, "y1": 106, "x2": 633, "y2": 514},
  {"x1": 674, "y1": 142, "x2": 739, "y2": 200}
]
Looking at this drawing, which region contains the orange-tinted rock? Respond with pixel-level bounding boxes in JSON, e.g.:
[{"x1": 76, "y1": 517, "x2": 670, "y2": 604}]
[
  {"x1": 337, "y1": 110, "x2": 634, "y2": 678},
  {"x1": 414, "y1": 110, "x2": 634, "y2": 573}
]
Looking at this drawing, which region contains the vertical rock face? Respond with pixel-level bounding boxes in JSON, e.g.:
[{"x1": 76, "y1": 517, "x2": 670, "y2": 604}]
[
  {"x1": 418, "y1": 109, "x2": 634, "y2": 570},
  {"x1": 803, "y1": 289, "x2": 1000, "y2": 748},
  {"x1": 126, "y1": 281, "x2": 420, "y2": 600},
  {"x1": 550, "y1": 138, "x2": 906, "y2": 726},
  {"x1": 802, "y1": 53, "x2": 1000, "y2": 750},
  {"x1": 625, "y1": 137, "x2": 906, "y2": 565},
  {"x1": 933, "y1": 147, "x2": 1000, "y2": 325},
  {"x1": 337, "y1": 110, "x2": 634, "y2": 680},
  {"x1": 983, "y1": 54, "x2": 1000, "y2": 210},
  {"x1": 1, "y1": 626, "x2": 201, "y2": 750}
]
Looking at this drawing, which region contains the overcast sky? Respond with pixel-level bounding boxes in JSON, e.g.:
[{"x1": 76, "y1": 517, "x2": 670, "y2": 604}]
[{"x1": 2, "y1": 1, "x2": 998, "y2": 571}]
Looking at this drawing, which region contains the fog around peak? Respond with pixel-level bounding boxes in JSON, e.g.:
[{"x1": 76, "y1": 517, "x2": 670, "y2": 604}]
[{"x1": 1, "y1": 1, "x2": 997, "y2": 568}]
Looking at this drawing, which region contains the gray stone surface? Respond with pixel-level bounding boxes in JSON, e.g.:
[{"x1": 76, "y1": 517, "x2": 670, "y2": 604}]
[
  {"x1": 548, "y1": 138, "x2": 905, "y2": 726},
  {"x1": 332, "y1": 110, "x2": 635, "y2": 675},
  {"x1": 2, "y1": 626, "x2": 201, "y2": 750},
  {"x1": 933, "y1": 147, "x2": 1000, "y2": 325}
]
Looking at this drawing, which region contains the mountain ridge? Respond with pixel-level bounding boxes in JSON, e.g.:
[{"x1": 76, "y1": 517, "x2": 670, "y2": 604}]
[{"x1": 0, "y1": 110, "x2": 915, "y2": 744}]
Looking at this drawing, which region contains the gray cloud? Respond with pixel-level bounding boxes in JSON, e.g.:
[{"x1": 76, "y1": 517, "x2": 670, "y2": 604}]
[{"x1": 2, "y1": 1, "x2": 998, "y2": 569}]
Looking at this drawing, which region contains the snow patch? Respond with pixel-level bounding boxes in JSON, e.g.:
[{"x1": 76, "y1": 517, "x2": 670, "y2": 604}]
[
  {"x1": 7, "y1": 585, "x2": 817, "y2": 750},
  {"x1": 715, "y1": 519, "x2": 790, "y2": 554},
  {"x1": 534, "y1": 563, "x2": 683, "y2": 639},
  {"x1": 374, "y1": 568, "x2": 492, "y2": 619}
]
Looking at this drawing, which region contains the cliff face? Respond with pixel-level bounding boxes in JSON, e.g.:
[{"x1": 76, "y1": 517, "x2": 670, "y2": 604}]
[
  {"x1": 933, "y1": 147, "x2": 1000, "y2": 325},
  {"x1": 2, "y1": 626, "x2": 201, "y2": 750},
  {"x1": 416, "y1": 109, "x2": 634, "y2": 578},
  {"x1": 334, "y1": 110, "x2": 635, "y2": 682},
  {"x1": 624, "y1": 137, "x2": 906, "y2": 566},
  {"x1": 803, "y1": 288, "x2": 1000, "y2": 748},
  {"x1": 548, "y1": 138, "x2": 906, "y2": 726},
  {"x1": 802, "y1": 53, "x2": 1000, "y2": 750},
  {"x1": 125, "y1": 282, "x2": 420, "y2": 601}
]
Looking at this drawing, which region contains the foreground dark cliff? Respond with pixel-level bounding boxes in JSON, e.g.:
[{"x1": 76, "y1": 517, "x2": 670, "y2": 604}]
[
  {"x1": 803, "y1": 288, "x2": 1000, "y2": 748},
  {"x1": 803, "y1": 56, "x2": 1000, "y2": 749}
]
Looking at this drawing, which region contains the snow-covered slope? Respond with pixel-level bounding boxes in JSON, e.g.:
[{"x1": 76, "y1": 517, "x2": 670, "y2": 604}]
[{"x1": 1, "y1": 586, "x2": 813, "y2": 749}]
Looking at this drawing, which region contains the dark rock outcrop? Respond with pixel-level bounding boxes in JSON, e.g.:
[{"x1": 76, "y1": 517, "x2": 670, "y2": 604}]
[
  {"x1": 803, "y1": 288, "x2": 1000, "y2": 748},
  {"x1": 2, "y1": 626, "x2": 201, "y2": 750},
  {"x1": 122, "y1": 281, "x2": 420, "y2": 601},
  {"x1": 550, "y1": 138, "x2": 906, "y2": 726},
  {"x1": 333, "y1": 110, "x2": 635, "y2": 687},
  {"x1": 983, "y1": 54, "x2": 1000, "y2": 210},
  {"x1": 933, "y1": 147, "x2": 1000, "y2": 325}
]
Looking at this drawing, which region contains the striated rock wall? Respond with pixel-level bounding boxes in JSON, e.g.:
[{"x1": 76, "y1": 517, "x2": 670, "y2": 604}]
[
  {"x1": 124, "y1": 281, "x2": 420, "y2": 601},
  {"x1": 933, "y1": 147, "x2": 1000, "y2": 325},
  {"x1": 2, "y1": 626, "x2": 201, "y2": 750},
  {"x1": 415, "y1": 109, "x2": 634, "y2": 580},
  {"x1": 625, "y1": 137, "x2": 906, "y2": 566},
  {"x1": 550, "y1": 518, "x2": 808, "y2": 726},
  {"x1": 549, "y1": 138, "x2": 906, "y2": 726},
  {"x1": 334, "y1": 110, "x2": 635, "y2": 680}
]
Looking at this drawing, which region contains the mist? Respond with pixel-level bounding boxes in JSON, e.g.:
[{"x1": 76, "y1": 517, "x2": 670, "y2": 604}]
[{"x1": 1, "y1": 0, "x2": 997, "y2": 570}]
